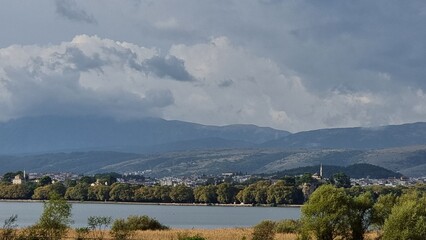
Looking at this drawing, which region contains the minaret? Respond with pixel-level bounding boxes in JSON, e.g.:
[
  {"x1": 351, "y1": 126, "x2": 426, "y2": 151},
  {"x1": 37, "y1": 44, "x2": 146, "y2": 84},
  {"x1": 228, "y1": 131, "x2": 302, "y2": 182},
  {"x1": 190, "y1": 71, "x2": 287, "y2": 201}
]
[{"x1": 319, "y1": 164, "x2": 323, "y2": 178}]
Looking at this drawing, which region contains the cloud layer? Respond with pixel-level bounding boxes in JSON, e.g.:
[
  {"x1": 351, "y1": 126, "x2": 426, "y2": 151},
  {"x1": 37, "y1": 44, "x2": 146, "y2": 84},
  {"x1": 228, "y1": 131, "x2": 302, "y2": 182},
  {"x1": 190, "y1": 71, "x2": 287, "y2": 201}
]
[
  {"x1": 1, "y1": 35, "x2": 426, "y2": 132},
  {"x1": 0, "y1": 1, "x2": 426, "y2": 131}
]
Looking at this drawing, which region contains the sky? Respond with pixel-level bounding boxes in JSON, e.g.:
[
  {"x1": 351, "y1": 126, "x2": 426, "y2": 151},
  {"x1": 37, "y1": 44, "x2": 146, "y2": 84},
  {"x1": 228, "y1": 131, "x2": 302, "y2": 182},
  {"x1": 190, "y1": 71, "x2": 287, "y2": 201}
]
[{"x1": 0, "y1": 0, "x2": 425, "y2": 132}]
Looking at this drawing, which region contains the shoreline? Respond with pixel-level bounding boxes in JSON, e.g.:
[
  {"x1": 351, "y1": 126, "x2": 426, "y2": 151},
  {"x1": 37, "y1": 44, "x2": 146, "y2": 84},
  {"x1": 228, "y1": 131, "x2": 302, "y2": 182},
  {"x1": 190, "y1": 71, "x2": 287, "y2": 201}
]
[{"x1": 0, "y1": 199, "x2": 302, "y2": 208}]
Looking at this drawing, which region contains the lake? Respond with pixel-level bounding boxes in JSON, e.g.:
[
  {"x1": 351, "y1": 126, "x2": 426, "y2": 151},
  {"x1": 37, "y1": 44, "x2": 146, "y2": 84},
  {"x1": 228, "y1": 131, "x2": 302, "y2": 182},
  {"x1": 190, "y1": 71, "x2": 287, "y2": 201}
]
[{"x1": 0, "y1": 201, "x2": 300, "y2": 229}]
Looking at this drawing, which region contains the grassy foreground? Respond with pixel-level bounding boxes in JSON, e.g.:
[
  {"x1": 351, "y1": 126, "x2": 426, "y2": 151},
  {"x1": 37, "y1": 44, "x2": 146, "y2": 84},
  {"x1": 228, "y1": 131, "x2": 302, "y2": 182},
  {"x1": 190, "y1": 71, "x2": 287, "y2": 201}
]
[
  {"x1": 63, "y1": 228, "x2": 379, "y2": 240},
  {"x1": 63, "y1": 228, "x2": 295, "y2": 240},
  {"x1": 128, "y1": 229, "x2": 295, "y2": 240}
]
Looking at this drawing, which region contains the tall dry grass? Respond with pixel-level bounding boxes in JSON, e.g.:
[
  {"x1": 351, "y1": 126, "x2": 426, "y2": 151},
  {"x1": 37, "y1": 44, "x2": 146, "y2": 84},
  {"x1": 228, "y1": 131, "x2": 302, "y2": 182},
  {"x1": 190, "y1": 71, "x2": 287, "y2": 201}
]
[
  {"x1": 66, "y1": 228, "x2": 297, "y2": 240},
  {"x1": 20, "y1": 228, "x2": 379, "y2": 240}
]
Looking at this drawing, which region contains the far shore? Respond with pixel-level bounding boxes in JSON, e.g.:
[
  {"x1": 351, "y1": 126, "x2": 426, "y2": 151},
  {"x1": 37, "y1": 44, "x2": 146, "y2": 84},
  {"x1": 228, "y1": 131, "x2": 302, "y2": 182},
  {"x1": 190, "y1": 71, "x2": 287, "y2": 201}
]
[{"x1": 0, "y1": 199, "x2": 302, "y2": 208}]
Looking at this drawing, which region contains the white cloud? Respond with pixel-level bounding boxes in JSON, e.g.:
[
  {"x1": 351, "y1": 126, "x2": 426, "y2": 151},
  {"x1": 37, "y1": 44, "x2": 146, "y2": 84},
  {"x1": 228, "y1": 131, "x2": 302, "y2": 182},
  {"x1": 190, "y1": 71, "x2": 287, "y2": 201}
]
[{"x1": 1, "y1": 35, "x2": 426, "y2": 132}]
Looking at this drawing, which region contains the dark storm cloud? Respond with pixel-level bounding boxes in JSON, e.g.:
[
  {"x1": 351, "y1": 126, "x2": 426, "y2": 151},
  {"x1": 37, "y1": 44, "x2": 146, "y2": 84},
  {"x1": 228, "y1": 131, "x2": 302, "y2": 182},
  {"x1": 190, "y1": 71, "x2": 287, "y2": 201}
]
[
  {"x1": 142, "y1": 56, "x2": 194, "y2": 82},
  {"x1": 55, "y1": 0, "x2": 97, "y2": 24}
]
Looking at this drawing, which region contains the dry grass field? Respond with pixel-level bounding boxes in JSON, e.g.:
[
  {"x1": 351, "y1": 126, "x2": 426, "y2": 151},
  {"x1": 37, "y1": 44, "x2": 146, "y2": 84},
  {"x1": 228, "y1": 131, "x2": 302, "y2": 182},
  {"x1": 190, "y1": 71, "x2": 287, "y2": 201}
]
[
  {"x1": 10, "y1": 228, "x2": 379, "y2": 240},
  {"x1": 126, "y1": 230, "x2": 378, "y2": 240},
  {"x1": 65, "y1": 228, "x2": 296, "y2": 240},
  {"x1": 129, "y1": 229, "x2": 296, "y2": 240}
]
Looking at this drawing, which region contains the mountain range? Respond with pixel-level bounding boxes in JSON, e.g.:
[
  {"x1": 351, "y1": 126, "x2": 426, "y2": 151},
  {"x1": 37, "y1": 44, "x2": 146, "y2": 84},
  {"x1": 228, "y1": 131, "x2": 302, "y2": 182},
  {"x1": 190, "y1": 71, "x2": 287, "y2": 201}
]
[
  {"x1": 1, "y1": 116, "x2": 426, "y2": 177},
  {"x1": 0, "y1": 116, "x2": 289, "y2": 154}
]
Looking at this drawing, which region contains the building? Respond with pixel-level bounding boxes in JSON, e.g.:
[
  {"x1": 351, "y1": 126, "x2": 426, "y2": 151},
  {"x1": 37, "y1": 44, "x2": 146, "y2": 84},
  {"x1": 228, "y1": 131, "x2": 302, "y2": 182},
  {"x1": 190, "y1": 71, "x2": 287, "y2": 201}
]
[{"x1": 12, "y1": 174, "x2": 24, "y2": 185}]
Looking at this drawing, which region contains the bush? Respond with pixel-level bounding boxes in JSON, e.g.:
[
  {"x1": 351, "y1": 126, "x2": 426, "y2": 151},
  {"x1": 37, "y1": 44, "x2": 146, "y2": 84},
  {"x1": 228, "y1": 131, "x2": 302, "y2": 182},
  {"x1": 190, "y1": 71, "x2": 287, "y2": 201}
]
[
  {"x1": 15, "y1": 194, "x2": 72, "y2": 240},
  {"x1": 110, "y1": 215, "x2": 168, "y2": 240},
  {"x1": 87, "y1": 216, "x2": 112, "y2": 240},
  {"x1": 110, "y1": 219, "x2": 133, "y2": 240},
  {"x1": 16, "y1": 225, "x2": 47, "y2": 240},
  {"x1": 74, "y1": 227, "x2": 90, "y2": 240},
  {"x1": 252, "y1": 220, "x2": 276, "y2": 240},
  {"x1": 177, "y1": 232, "x2": 206, "y2": 240},
  {"x1": 275, "y1": 219, "x2": 301, "y2": 234},
  {"x1": 126, "y1": 215, "x2": 168, "y2": 231}
]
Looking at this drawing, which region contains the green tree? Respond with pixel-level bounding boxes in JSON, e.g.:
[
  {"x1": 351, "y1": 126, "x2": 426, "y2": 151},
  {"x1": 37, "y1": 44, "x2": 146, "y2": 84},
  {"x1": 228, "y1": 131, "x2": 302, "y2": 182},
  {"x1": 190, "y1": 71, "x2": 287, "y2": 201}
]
[
  {"x1": 153, "y1": 185, "x2": 172, "y2": 202},
  {"x1": 38, "y1": 176, "x2": 52, "y2": 187},
  {"x1": 194, "y1": 185, "x2": 217, "y2": 204},
  {"x1": 109, "y1": 183, "x2": 134, "y2": 202},
  {"x1": 32, "y1": 182, "x2": 66, "y2": 200},
  {"x1": 216, "y1": 183, "x2": 237, "y2": 204},
  {"x1": 95, "y1": 172, "x2": 120, "y2": 186},
  {"x1": 64, "y1": 183, "x2": 89, "y2": 201},
  {"x1": 88, "y1": 185, "x2": 110, "y2": 201},
  {"x1": 330, "y1": 172, "x2": 351, "y2": 188},
  {"x1": 300, "y1": 185, "x2": 351, "y2": 240},
  {"x1": 63, "y1": 178, "x2": 77, "y2": 188},
  {"x1": 34, "y1": 193, "x2": 72, "y2": 239},
  {"x1": 348, "y1": 191, "x2": 374, "y2": 240},
  {"x1": 0, "y1": 183, "x2": 33, "y2": 199},
  {"x1": 79, "y1": 176, "x2": 96, "y2": 185},
  {"x1": 236, "y1": 184, "x2": 256, "y2": 204},
  {"x1": 134, "y1": 186, "x2": 156, "y2": 202},
  {"x1": 254, "y1": 184, "x2": 268, "y2": 204},
  {"x1": 170, "y1": 185, "x2": 194, "y2": 203},
  {"x1": 267, "y1": 180, "x2": 302, "y2": 205},
  {"x1": 371, "y1": 193, "x2": 398, "y2": 230},
  {"x1": 282, "y1": 176, "x2": 296, "y2": 186},
  {"x1": 296, "y1": 173, "x2": 316, "y2": 185},
  {"x1": 382, "y1": 196, "x2": 426, "y2": 240}
]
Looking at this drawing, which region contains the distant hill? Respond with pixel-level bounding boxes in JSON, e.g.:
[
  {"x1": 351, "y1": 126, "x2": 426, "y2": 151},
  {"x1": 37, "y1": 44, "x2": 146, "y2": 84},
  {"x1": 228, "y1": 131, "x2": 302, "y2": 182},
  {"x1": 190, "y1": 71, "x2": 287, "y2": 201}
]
[
  {"x1": 269, "y1": 163, "x2": 402, "y2": 179},
  {"x1": 0, "y1": 146, "x2": 425, "y2": 177},
  {"x1": 263, "y1": 122, "x2": 426, "y2": 150},
  {"x1": 1, "y1": 116, "x2": 426, "y2": 177},
  {"x1": 2, "y1": 116, "x2": 426, "y2": 155},
  {"x1": 0, "y1": 116, "x2": 289, "y2": 154}
]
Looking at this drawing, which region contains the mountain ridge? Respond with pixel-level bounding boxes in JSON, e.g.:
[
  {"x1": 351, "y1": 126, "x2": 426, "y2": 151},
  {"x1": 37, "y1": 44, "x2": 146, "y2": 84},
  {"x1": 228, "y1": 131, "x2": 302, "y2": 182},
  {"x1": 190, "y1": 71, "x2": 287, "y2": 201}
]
[
  {"x1": 0, "y1": 116, "x2": 289, "y2": 154},
  {"x1": 263, "y1": 122, "x2": 426, "y2": 149}
]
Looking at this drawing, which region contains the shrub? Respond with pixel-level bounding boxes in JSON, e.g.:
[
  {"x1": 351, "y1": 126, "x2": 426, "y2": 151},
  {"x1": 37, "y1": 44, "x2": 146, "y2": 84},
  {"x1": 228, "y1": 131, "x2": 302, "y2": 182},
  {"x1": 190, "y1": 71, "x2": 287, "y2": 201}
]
[
  {"x1": 110, "y1": 219, "x2": 133, "y2": 240},
  {"x1": 177, "y1": 232, "x2": 206, "y2": 240},
  {"x1": 275, "y1": 219, "x2": 301, "y2": 234},
  {"x1": 87, "y1": 216, "x2": 112, "y2": 240},
  {"x1": 126, "y1": 215, "x2": 168, "y2": 231},
  {"x1": 110, "y1": 215, "x2": 168, "y2": 240},
  {"x1": 33, "y1": 194, "x2": 72, "y2": 240},
  {"x1": 16, "y1": 225, "x2": 47, "y2": 240},
  {"x1": 74, "y1": 227, "x2": 90, "y2": 240},
  {"x1": 252, "y1": 220, "x2": 276, "y2": 240}
]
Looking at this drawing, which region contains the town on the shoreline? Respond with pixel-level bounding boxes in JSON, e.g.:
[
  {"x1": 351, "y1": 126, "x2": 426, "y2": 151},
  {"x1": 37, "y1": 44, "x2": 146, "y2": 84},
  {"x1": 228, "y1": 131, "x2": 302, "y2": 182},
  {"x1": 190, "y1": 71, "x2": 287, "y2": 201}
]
[
  {"x1": 0, "y1": 165, "x2": 424, "y2": 206},
  {"x1": 7, "y1": 169, "x2": 425, "y2": 189}
]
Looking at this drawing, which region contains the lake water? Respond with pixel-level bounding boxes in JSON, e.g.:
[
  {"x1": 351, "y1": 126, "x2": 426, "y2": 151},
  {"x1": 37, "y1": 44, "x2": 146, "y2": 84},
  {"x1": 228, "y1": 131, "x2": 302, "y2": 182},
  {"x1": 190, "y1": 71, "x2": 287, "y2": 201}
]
[{"x1": 0, "y1": 202, "x2": 300, "y2": 229}]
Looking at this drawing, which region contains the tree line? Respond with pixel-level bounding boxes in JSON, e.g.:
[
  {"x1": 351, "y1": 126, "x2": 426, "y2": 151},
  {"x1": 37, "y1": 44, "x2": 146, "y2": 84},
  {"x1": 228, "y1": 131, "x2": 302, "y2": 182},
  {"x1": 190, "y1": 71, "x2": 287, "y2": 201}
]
[
  {"x1": 0, "y1": 180, "x2": 306, "y2": 205},
  {"x1": 0, "y1": 171, "x2": 406, "y2": 206}
]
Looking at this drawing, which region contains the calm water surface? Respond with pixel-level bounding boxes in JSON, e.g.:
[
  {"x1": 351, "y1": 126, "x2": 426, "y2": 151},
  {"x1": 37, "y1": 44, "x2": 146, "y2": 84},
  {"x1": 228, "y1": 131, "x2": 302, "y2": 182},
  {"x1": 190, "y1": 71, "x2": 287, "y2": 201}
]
[{"x1": 0, "y1": 202, "x2": 300, "y2": 229}]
